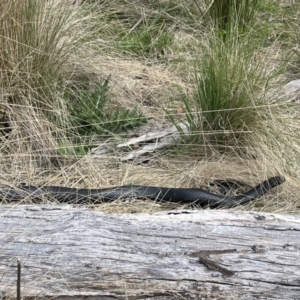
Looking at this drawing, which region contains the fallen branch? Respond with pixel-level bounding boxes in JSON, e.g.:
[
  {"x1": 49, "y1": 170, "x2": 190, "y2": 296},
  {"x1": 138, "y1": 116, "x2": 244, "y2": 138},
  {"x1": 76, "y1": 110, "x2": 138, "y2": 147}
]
[
  {"x1": 0, "y1": 205, "x2": 299, "y2": 299},
  {"x1": 91, "y1": 122, "x2": 188, "y2": 162}
]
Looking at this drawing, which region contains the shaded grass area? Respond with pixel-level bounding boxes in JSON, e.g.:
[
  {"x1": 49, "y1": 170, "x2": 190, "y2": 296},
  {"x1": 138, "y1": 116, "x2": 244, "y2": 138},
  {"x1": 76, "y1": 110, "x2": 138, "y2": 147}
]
[{"x1": 0, "y1": 0, "x2": 299, "y2": 213}]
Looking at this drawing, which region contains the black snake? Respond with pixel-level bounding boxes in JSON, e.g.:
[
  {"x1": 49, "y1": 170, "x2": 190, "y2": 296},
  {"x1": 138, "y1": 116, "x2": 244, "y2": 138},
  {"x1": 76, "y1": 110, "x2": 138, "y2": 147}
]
[{"x1": 0, "y1": 176, "x2": 285, "y2": 208}]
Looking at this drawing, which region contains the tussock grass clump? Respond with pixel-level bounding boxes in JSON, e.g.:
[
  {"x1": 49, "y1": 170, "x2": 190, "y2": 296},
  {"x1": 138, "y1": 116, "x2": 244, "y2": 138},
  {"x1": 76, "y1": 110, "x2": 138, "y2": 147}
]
[
  {"x1": 0, "y1": 0, "x2": 97, "y2": 160},
  {"x1": 203, "y1": 0, "x2": 261, "y2": 39},
  {"x1": 174, "y1": 34, "x2": 280, "y2": 157},
  {"x1": 286, "y1": 7, "x2": 300, "y2": 77}
]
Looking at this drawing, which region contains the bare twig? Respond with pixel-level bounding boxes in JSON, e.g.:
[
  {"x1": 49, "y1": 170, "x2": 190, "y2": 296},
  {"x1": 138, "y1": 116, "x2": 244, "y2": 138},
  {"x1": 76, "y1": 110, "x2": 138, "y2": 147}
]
[{"x1": 17, "y1": 260, "x2": 21, "y2": 300}]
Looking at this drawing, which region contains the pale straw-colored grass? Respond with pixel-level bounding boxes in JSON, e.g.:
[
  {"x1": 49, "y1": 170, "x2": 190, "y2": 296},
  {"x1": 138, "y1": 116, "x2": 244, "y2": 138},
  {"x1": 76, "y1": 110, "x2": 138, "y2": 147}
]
[{"x1": 0, "y1": 0, "x2": 299, "y2": 214}]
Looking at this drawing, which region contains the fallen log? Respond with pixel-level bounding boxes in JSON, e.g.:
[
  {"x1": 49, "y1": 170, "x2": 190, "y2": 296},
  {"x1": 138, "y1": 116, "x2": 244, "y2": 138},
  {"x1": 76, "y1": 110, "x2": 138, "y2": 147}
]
[{"x1": 0, "y1": 205, "x2": 299, "y2": 299}]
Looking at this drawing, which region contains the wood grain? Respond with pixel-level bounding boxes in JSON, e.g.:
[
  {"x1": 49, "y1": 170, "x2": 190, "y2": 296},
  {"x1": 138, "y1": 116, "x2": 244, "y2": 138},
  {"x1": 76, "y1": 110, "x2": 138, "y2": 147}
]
[{"x1": 0, "y1": 205, "x2": 299, "y2": 299}]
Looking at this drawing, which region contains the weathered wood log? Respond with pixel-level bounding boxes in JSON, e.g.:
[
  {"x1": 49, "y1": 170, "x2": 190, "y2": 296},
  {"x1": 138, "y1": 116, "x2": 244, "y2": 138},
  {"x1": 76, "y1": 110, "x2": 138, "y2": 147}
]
[
  {"x1": 0, "y1": 205, "x2": 299, "y2": 299},
  {"x1": 91, "y1": 122, "x2": 188, "y2": 162}
]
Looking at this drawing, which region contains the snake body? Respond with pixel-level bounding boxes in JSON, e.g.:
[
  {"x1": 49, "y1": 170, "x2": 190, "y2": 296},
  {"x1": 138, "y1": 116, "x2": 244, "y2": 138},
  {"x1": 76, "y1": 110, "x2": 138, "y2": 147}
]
[{"x1": 1, "y1": 176, "x2": 285, "y2": 208}]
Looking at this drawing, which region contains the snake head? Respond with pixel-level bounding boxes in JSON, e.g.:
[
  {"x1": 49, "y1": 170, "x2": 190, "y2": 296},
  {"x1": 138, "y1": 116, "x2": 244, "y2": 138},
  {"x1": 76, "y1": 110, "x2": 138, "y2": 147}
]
[{"x1": 267, "y1": 176, "x2": 285, "y2": 188}]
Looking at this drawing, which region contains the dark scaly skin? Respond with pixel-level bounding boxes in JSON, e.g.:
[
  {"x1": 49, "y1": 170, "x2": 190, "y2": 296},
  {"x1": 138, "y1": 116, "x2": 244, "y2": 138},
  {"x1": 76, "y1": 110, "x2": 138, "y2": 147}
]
[{"x1": 0, "y1": 176, "x2": 285, "y2": 208}]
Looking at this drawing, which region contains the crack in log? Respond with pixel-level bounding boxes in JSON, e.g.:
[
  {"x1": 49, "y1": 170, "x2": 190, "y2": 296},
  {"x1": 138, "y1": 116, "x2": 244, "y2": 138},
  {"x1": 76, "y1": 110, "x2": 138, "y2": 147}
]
[{"x1": 190, "y1": 249, "x2": 237, "y2": 276}]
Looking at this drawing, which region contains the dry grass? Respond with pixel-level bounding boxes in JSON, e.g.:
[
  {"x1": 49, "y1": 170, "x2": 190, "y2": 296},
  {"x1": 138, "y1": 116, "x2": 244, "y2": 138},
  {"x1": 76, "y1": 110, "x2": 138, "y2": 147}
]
[
  {"x1": 0, "y1": 0, "x2": 299, "y2": 214},
  {"x1": 0, "y1": 2, "x2": 299, "y2": 297}
]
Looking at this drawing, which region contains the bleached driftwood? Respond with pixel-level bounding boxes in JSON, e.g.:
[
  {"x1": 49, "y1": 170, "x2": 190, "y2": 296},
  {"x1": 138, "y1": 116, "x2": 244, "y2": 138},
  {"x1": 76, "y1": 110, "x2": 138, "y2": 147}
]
[
  {"x1": 91, "y1": 122, "x2": 188, "y2": 161},
  {"x1": 0, "y1": 205, "x2": 299, "y2": 299}
]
